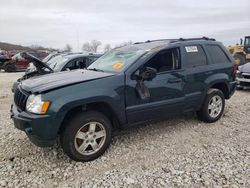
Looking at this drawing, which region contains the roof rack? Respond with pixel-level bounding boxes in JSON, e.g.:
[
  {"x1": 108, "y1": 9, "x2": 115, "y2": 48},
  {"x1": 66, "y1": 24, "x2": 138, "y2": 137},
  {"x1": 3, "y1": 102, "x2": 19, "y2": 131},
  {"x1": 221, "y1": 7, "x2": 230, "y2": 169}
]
[
  {"x1": 134, "y1": 38, "x2": 175, "y2": 44},
  {"x1": 134, "y1": 37, "x2": 216, "y2": 44},
  {"x1": 177, "y1": 36, "x2": 216, "y2": 42}
]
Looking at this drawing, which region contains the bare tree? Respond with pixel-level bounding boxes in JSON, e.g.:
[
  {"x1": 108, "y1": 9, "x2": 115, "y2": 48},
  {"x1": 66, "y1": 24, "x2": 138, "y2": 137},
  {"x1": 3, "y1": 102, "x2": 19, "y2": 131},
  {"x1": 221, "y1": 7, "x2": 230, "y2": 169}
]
[
  {"x1": 82, "y1": 42, "x2": 92, "y2": 52},
  {"x1": 82, "y1": 40, "x2": 102, "y2": 53},
  {"x1": 64, "y1": 44, "x2": 72, "y2": 52},
  {"x1": 104, "y1": 44, "x2": 112, "y2": 52},
  {"x1": 90, "y1": 40, "x2": 102, "y2": 52}
]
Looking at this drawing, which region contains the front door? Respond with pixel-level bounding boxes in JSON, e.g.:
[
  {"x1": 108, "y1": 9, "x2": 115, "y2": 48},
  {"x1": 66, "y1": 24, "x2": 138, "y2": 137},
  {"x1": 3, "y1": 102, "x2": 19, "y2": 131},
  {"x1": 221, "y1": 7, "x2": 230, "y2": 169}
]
[{"x1": 125, "y1": 48, "x2": 185, "y2": 124}]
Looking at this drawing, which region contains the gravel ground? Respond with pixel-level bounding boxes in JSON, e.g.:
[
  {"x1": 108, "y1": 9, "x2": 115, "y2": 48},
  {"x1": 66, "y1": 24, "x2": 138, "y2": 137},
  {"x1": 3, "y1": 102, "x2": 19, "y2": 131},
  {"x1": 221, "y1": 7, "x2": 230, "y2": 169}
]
[{"x1": 0, "y1": 72, "x2": 249, "y2": 188}]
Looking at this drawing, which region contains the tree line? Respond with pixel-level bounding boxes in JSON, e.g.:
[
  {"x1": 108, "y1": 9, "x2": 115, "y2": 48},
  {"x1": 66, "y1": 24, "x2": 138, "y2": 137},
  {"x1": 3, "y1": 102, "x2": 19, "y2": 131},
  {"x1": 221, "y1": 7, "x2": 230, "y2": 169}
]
[{"x1": 64, "y1": 40, "x2": 133, "y2": 53}]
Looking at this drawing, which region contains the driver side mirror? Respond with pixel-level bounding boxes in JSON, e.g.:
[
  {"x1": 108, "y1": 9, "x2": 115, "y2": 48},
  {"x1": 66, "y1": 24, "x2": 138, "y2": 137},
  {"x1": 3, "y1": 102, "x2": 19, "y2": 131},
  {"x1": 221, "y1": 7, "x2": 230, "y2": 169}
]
[{"x1": 132, "y1": 67, "x2": 157, "y2": 81}]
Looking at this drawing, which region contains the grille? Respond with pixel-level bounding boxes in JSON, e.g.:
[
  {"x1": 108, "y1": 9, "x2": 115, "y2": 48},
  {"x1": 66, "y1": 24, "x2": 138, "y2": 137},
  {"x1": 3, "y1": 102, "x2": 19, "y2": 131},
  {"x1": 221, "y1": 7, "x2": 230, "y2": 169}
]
[
  {"x1": 14, "y1": 88, "x2": 29, "y2": 111},
  {"x1": 242, "y1": 74, "x2": 250, "y2": 79}
]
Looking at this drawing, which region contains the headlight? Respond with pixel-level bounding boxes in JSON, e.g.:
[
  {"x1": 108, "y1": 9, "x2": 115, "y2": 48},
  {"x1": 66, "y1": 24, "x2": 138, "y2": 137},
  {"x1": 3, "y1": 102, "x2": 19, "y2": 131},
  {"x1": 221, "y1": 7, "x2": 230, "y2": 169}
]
[
  {"x1": 236, "y1": 70, "x2": 242, "y2": 78},
  {"x1": 26, "y1": 94, "x2": 50, "y2": 114}
]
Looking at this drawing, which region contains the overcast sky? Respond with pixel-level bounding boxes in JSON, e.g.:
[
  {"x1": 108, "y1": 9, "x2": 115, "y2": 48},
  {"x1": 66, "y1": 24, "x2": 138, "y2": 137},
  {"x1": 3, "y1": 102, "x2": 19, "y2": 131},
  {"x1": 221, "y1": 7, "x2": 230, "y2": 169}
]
[{"x1": 0, "y1": 0, "x2": 249, "y2": 51}]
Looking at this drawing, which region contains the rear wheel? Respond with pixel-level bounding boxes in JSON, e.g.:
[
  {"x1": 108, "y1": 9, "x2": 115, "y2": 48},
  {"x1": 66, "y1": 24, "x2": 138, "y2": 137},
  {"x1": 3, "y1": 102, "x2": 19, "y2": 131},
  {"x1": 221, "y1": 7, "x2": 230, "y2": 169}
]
[
  {"x1": 60, "y1": 111, "x2": 112, "y2": 162},
  {"x1": 233, "y1": 53, "x2": 246, "y2": 65},
  {"x1": 197, "y1": 89, "x2": 225, "y2": 123}
]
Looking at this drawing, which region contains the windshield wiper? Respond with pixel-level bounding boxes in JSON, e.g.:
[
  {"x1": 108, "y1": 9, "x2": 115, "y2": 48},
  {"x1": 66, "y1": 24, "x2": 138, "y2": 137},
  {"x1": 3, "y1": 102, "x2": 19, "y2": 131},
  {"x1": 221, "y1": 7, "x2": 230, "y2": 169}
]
[{"x1": 87, "y1": 68, "x2": 104, "y2": 72}]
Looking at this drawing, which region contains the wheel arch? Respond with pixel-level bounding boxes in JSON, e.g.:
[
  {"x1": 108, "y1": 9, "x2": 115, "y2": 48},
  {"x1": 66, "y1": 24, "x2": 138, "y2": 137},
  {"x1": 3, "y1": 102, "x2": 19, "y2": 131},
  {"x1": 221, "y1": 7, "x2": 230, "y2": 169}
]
[
  {"x1": 210, "y1": 82, "x2": 230, "y2": 99},
  {"x1": 59, "y1": 101, "x2": 121, "y2": 134}
]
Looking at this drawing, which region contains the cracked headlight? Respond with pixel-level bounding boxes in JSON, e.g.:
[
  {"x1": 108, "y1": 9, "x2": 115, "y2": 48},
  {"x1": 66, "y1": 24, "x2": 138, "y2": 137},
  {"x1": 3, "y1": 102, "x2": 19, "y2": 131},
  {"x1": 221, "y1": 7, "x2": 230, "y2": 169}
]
[{"x1": 26, "y1": 94, "x2": 50, "y2": 114}]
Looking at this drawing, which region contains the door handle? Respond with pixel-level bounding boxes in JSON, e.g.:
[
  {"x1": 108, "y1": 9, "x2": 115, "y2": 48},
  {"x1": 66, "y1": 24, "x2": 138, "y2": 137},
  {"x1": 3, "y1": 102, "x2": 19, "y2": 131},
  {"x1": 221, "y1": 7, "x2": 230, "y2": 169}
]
[{"x1": 168, "y1": 78, "x2": 182, "y2": 83}]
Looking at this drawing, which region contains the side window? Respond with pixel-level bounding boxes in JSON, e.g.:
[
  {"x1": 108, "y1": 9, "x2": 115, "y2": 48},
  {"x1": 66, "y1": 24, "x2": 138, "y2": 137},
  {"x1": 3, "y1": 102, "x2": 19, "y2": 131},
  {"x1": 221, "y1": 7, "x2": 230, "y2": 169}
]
[
  {"x1": 86, "y1": 57, "x2": 98, "y2": 67},
  {"x1": 206, "y1": 45, "x2": 229, "y2": 64},
  {"x1": 184, "y1": 45, "x2": 207, "y2": 68},
  {"x1": 144, "y1": 48, "x2": 181, "y2": 73},
  {"x1": 64, "y1": 60, "x2": 76, "y2": 70},
  {"x1": 75, "y1": 58, "x2": 86, "y2": 69}
]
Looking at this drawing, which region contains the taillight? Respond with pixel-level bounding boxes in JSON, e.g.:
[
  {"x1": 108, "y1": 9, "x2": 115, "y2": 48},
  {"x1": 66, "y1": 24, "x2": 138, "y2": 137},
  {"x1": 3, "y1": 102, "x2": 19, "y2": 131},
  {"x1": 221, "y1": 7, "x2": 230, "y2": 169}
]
[{"x1": 233, "y1": 63, "x2": 238, "y2": 77}]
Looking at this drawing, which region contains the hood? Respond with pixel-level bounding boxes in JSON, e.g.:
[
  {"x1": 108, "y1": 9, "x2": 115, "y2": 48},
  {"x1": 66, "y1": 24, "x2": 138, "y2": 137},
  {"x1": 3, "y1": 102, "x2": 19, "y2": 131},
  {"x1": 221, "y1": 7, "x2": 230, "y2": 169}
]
[
  {"x1": 20, "y1": 69, "x2": 114, "y2": 93},
  {"x1": 239, "y1": 62, "x2": 250, "y2": 73},
  {"x1": 21, "y1": 52, "x2": 53, "y2": 73}
]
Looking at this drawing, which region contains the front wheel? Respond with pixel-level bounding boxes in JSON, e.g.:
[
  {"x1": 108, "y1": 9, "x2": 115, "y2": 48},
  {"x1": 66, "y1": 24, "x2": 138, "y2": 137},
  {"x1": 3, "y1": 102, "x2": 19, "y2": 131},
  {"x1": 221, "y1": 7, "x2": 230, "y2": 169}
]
[
  {"x1": 197, "y1": 89, "x2": 225, "y2": 123},
  {"x1": 60, "y1": 111, "x2": 112, "y2": 162}
]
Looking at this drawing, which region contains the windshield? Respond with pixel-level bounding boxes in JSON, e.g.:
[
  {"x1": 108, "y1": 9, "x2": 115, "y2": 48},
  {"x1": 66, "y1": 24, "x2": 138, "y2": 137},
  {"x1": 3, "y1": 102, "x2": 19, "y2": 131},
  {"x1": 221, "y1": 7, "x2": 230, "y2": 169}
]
[
  {"x1": 88, "y1": 48, "x2": 145, "y2": 72},
  {"x1": 245, "y1": 37, "x2": 250, "y2": 46},
  {"x1": 46, "y1": 55, "x2": 68, "y2": 71},
  {"x1": 12, "y1": 53, "x2": 24, "y2": 60}
]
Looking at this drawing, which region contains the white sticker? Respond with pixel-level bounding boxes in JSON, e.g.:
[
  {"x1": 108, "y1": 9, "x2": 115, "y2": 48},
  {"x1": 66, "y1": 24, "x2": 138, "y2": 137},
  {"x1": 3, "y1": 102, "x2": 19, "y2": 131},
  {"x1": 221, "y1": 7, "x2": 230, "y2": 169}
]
[{"x1": 185, "y1": 46, "x2": 198, "y2": 53}]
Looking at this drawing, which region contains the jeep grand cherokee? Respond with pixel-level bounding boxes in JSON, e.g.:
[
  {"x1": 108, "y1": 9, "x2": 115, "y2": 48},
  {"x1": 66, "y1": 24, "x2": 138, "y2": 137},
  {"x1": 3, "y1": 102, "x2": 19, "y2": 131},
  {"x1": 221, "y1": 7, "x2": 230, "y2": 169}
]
[{"x1": 11, "y1": 37, "x2": 237, "y2": 162}]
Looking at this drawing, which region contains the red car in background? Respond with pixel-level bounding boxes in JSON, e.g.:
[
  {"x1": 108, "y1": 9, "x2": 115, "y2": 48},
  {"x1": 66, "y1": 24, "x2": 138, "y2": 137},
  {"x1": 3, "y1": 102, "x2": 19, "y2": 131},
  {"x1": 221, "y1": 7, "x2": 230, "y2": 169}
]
[
  {"x1": 0, "y1": 51, "x2": 48, "y2": 72},
  {"x1": 0, "y1": 53, "x2": 30, "y2": 72}
]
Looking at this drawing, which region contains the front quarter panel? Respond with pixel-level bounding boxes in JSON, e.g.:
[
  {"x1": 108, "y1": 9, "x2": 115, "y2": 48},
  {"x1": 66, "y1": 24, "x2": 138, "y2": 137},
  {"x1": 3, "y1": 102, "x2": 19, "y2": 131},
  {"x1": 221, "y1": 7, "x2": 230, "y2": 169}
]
[{"x1": 42, "y1": 74, "x2": 125, "y2": 134}]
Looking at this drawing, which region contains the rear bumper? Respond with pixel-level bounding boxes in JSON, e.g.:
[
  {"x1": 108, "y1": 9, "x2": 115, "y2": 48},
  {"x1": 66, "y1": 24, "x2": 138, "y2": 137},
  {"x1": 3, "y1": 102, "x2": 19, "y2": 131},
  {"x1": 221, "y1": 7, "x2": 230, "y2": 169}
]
[
  {"x1": 228, "y1": 81, "x2": 237, "y2": 98},
  {"x1": 10, "y1": 104, "x2": 58, "y2": 147}
]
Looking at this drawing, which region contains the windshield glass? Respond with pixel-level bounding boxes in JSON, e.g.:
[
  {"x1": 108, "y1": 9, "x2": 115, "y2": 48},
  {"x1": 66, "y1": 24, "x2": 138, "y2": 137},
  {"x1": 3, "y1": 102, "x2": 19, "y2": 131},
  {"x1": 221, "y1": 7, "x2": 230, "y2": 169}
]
[
  {"x1": 88, "y1": 48, "x2": 145, "y2": 72},
  {"x1": 245, "y1": 37, "x2": 250, "y2": 46},
  {"x1": 46, "y1": 55, "x2": 68, "y2": 71},
  {"x1": 12, "y1": 53, "x2": 23, "y2": 60}
]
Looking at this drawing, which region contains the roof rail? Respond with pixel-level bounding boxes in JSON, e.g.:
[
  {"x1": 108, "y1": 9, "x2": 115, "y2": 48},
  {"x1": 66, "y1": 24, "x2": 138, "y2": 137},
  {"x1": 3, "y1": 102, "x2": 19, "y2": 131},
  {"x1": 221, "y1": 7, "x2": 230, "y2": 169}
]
[
  {"x1": 134, "y1": 38, "x2": 176, "y2": 44},
  {"x1": 177, "y1": 36, "x2": 216, "y2": 42},
  {"x1": 134, "y1": 37, "x2": 216, "y2": 44}
]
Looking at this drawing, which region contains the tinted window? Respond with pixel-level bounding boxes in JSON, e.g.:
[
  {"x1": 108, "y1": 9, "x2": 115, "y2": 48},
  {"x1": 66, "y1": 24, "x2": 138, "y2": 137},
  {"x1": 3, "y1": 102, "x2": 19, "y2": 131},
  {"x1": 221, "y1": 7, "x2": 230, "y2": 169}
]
[
  {"x1": 206, "y1": 45, "x2": 229, "y2": 64},
  {"x1": 184, "y1": 45, "x2": 207, "y2": 68},
  {"x1": 144, "y1": 48, "x2": 181, "y2": 73}
]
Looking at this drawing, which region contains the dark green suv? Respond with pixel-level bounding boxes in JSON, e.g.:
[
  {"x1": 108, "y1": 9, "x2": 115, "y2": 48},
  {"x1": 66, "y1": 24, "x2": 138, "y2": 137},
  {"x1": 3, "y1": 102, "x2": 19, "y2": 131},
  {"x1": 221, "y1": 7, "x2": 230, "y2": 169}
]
[{"x1": 11, "y1": 37, "x2": 237, "y2": 162}]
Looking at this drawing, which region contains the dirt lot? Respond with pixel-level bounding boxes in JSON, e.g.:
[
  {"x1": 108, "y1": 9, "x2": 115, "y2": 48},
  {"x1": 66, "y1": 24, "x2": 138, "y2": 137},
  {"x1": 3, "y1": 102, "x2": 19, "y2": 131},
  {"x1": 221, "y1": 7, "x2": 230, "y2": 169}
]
[{"x1": 0, "y1": 72, "x2": 249, "y2": 187}]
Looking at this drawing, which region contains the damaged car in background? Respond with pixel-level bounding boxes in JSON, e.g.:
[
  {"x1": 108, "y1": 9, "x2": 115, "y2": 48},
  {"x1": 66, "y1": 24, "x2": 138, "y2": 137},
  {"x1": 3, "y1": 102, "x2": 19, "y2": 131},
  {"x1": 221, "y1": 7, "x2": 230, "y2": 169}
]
[
  {"x1": 0, "y1": 51, "x2": 48, "y2": 72},
  {"x1": 12, "y1": 52, "x2": 102, "y2": 92},
  {"x1": 236, "y1": 62, "x2": 250, "y2": 89}
]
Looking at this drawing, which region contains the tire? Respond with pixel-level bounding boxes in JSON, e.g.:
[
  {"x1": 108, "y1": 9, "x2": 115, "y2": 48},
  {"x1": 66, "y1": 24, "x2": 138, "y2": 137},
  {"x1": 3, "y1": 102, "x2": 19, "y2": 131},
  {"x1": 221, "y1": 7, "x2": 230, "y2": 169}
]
[
  {"x1": 233, "y1": 53, "x2": 246, "y2": 65},
  {"x1": 60, "y1": 111, "x2": 112, "y2": 162},
  {"x1": 4, "y1": 64, "x2": 16, "y2": 72},
  {"x1": 197, "y1": 89, "x2": 225, "y2": 123}
]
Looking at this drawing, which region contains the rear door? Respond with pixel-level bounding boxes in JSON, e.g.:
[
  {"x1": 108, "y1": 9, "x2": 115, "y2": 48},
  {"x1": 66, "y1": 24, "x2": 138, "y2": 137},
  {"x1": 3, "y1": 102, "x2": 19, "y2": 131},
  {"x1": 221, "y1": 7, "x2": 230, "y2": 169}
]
[{"x1": 181, "y1": 44, "x2": 210, "y2": 110}]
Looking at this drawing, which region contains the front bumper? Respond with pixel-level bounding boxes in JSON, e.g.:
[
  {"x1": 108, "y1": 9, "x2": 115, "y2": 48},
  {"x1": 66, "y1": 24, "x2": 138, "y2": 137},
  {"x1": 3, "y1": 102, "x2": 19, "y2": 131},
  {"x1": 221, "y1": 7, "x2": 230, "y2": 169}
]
[
  {"x1": 236, "y1": 77, "x2": 250, "y2": 87},
  {"x1": 10, "y1": 103, "x2": 58, "y2": 147}
]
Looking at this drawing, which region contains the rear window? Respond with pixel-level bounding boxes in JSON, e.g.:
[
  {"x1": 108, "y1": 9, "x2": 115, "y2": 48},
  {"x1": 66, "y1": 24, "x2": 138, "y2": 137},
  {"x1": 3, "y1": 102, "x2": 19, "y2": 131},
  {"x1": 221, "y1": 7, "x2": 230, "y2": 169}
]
[
  {"x1": 206, "y1": 45, "x2": 229, "y2": 64},
  {"x1": 184, "y1": 45, "x2": 207, "y2": 68}
]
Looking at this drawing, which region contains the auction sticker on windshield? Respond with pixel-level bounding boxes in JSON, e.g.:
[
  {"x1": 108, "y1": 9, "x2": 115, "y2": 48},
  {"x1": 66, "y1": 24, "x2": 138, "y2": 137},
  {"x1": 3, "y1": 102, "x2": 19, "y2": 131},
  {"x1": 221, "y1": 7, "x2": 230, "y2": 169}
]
[
  {"x1": 185, "y1": 46, "x2": 198, "y2": 53},
  {"x1": 113, "y1": 62, "x2": 124, "y2": 70}
]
